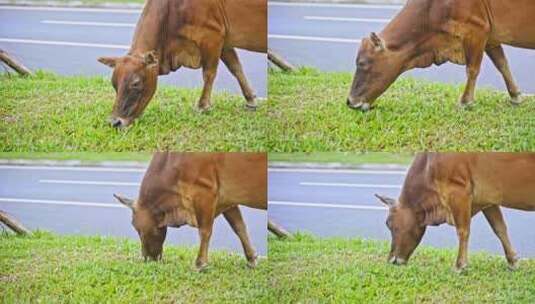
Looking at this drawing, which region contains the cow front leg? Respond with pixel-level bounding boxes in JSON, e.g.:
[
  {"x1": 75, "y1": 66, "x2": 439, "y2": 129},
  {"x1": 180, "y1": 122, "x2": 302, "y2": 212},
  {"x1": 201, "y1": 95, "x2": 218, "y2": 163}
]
[
  {"x1": 221, "y1": 48, "x2": 258, "y2": 110},
  {"x1": 485, "y1": 45, "x2": 522, "y2": 105},
  {"x1": 449, "y1": 191, "x2": 473, "y2": 272},
  {"x1": 482, "y1": 206, "x2": 519, "y2": 269},
  {"x1": 195, "y1": 218, "x2": 215, "y2": 271},
  {"x1": 223, "y1": 206, "x2": 258, "y2": 268},
  {"x1": 459, "y1": 38, "x2": 486, "y2": 107},
  {"x1": 197, "y1": 43, "x2": 222, "y2": 112}
]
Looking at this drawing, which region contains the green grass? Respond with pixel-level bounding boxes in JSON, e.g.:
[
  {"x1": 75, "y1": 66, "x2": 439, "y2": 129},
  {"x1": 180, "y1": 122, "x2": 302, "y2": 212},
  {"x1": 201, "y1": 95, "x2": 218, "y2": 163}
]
[
  {"x1": 268, "y1": 68, "x2": 535, "y2": 151},
  {"x1": 0, "y1": 71, "x2": 269, "y2": 151},
  {"x1": 269, "y1": 234, "x2": 535, "y2": 303},
  {"x1": 0, "y1": 231, "x2": 271, "y2": 303},
  {"x1": 269, "y1": 152, "x2": 413, "y2": 165}
]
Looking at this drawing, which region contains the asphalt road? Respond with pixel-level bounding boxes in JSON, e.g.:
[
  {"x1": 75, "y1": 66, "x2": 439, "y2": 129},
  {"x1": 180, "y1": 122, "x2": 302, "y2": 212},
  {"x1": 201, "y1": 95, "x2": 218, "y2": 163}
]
[
  {"x1": 0, "y1": 164, "x2": 267, "y2": 256},
  {"x1": 0, "y1": 5, "x2": 266, "y2": 97},
  {"x1": 268, "y1": 167, "x2": 535, "y2": 258},
  {"x1": 269, "y1": 2, "x2": 535, "y2": 94}
]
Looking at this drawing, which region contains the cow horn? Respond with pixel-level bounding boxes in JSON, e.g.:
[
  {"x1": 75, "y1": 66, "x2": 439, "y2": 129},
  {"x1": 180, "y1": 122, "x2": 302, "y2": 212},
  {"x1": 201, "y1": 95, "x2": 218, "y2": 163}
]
[
  {"x1": 370, "y1": 32, "x2": 385, "y2": 51},
  {"x1": 113, "y1": 193, "x2": 135, "y2": 209},
  {"x1": 375, "y1": 194, "x2": 396, "y2": 207}
]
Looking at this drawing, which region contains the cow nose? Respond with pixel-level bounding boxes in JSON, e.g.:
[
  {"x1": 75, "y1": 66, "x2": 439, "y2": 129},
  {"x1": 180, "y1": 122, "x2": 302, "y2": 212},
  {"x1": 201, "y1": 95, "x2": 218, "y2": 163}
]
[
  {"x1": 110, "y1": 117, "x2": 122, "y2": 128},
  {"x1": 346, "y1": 98, "x2": 351, "y2": 106}
]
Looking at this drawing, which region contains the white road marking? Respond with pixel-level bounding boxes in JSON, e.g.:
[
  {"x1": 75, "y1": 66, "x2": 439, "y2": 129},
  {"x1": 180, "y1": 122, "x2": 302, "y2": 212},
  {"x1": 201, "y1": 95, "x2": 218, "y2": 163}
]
[
  {"x1": 39, "y1": 179, "x2": 140, "y2": 186},
  {"x1": 0, "y1": 5, "x2": 140, "y2": 13},
  {"x1": 0, "y1": 197, "x2": 125, "y2": 208},
  {"x1": 269, "y1": 201, "x2": 387, "y2": 211},
  {"x1": 42, "y1": 20, "x2": 135, "y2": 27},
  {"x1": 0, "y1": 165, "x2": 145, "y2": 172},
  {"x1": 269, "y1": 168, "x2": 406, "y2": 175},
  {"x1": 304, "y1": 16, "x2": 390, "y2": 23},
  {"x1": 0, "y1": 38, "x2": 128, "y2": 49},
  {"x1": 268, "y1": 2, "x2": 402, "y2": 10},
  {"x1": 268, "y1": 34, "x2": 360, "y2": 44},
  {"x1": 300, "y1": 182, "x2": 401, "y2": 189}
]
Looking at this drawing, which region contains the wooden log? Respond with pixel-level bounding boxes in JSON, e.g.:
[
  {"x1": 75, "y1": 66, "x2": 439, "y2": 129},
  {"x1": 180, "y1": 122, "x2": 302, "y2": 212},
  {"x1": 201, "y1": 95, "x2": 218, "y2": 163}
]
[
  {"x1": 268, "y1": 219, "x2": 291, "y2": 239},
  {"x1": 0, "y1": 49, "x2": 32, "y2": 76},
  {"x1": 0, "y1": 210, "x2": 31, "y2": 235},
  {"x1": 268, "y1": 48, "x2": 296, "y2": 72}
]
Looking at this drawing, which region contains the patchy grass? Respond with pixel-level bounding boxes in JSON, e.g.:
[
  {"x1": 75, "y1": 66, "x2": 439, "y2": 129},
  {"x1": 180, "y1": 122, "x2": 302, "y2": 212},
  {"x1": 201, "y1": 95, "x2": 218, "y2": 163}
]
[
  {"x1": 269, "y1": 152, "x2": 413, "y2": 165},
  {"x1": 0, "y1": 231, "x2": 270, "y2": 303},
  {"x1": 268, "y1": 68, "x2": 535, "y2": 151},
  {"x1": 0, "y1": 71, "x2": 269, "y2": 151},
  {"x1": 0, "y1": 152, "x2": 151, "y2": 162},
  {"x1": 269, "y1": 234, "x2": 535, "y2": 303}
]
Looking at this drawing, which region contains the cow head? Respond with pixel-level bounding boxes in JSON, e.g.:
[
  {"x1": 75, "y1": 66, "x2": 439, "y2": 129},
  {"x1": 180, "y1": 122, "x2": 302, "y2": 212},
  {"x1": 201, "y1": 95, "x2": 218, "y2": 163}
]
[
  {"x1": 347, "y1": 33, "x2": 403, "y2": 111},
  {"x1": 376, "y1": 194, "x2": 426, "y2": 265},
  {"x1": 114, "y1": 193, "x2": 167, "y2": 261},
  {"x1": 98, "y1": 51, "x2": 159, "y2": 128}
]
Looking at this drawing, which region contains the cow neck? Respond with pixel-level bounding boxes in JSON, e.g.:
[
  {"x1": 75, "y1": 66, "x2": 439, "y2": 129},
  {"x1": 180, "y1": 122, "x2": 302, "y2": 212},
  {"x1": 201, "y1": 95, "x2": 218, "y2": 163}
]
[{"x1": 128, "y1": 0, "x2": 169, "y2": 61}]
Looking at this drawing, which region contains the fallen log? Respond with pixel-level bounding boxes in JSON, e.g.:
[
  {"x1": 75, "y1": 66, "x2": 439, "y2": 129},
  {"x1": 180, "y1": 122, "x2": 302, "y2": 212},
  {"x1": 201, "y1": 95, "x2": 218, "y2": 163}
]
[
  {"x1": 268, "y1": 48, "x2": 296, "y2": 72},
  {"x1": 0, "y1": 210, "x2": 31, "y2": 235},
  {"x1": 268, "y1": 219, "x2": 291, "y2": 239},
  {"x1": 0, "y1": 49, "x2": 32, "y2": 76}
]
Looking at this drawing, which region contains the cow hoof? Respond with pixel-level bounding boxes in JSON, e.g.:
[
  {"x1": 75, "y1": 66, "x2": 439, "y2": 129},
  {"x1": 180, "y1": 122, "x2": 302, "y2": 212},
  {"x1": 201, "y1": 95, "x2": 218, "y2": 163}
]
[
  {"x1": 195, "y1": 262, "x2": 209, "y2": 272},
  {"x1": 347, "y1": 100, "x2": 371, "y2": 112},
  {"x1": 247, "y1": 258, "x2": 258, "y2": 269},
  {"x1": 458, "y1": 100, "x2": 474, "y2": 110},
  {"x1": 509, "y1": 94, "x2": 523, "y2": 105},
  {"x1": 245, "y1": 103, "x2": 258, "y2": 111},
  {"x1": 196, "y1": 104, "x2": 212, "y2": 113},
  {"x1": 508, "y1": 257, "x2": 519, "y2": 271},
  {"x1": 454, "y1": 264, "x2": 467, "y2": 274}
]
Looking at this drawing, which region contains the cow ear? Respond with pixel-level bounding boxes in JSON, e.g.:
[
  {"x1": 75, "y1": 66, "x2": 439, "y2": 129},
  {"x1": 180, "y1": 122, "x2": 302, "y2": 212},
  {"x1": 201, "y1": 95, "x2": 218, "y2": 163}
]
[
  {"x1": 375, "y1": 194, "x2": 396, "y2": 207},
  {"x1": 97, "y1": 56, "x2": 119, "y2": 68},
  {"x1": 370, "y1": 32, "x2": 385, "y2": 51},
  {"x1": 114, "y1": 193, "x2": 135, "y2": 209},
  {"x1": 143, "y1": 51, "x2": 158, "y2": 67}
]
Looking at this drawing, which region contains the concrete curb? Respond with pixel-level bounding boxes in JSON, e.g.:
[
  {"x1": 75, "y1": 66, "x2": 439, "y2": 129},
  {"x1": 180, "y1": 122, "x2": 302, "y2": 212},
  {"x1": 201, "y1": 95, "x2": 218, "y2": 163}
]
[
  {"x1": 0, "y1": 159, "x2": 148, "y2": 168},
  {"x1": 269, "y1": 161, "x2": 408, "y2": 171},
  {"x1": 0, "y1": 159, "x2": 408, "y2": 171}
]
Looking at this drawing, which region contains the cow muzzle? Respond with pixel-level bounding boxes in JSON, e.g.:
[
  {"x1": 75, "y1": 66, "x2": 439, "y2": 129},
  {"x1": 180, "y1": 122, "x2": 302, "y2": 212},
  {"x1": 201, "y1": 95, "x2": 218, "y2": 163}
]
[
  {"x1": 346, "y1": 98, "x2": 371, "y2": 111},
  {"x1": 389, "y1": 256, "x2": 407, "y2": 265},
  {"x1": 109, "y1": 116, "x2": 131, "y2": 128}
]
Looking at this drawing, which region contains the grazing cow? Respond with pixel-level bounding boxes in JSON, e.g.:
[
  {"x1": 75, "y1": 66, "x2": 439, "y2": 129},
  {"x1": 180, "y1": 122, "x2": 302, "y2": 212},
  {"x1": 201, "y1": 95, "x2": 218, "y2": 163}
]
[
  {"x1": 376, "y1": 152, "x2": 535, "y2": 272},
  {"x1": 114, "y1": 152, "x2": 267, "y2": 270},
  {"x1": 347, "y1": 0, "x2": 535, "y2": 111},
  {"x1": 98, "y1": 0, "x2": 267, "y2": 128}
]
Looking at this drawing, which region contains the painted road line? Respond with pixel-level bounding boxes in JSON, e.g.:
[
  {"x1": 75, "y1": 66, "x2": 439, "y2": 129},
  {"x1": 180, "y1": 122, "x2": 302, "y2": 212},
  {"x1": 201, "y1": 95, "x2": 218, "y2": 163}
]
[
  {"x1": 304, "y1": 16, "x2": 390, "y2": 23},
  {"x1": 268, "y1": 34, "x2": 360, "y2": 44},
  {"x1": 269, "y1": 201, "x2": 387, "y2": 211},
  {"x1": 0, "y1": 197, "x2": 124, "y2": 208},
  {"x1": 0, "y1": 165, "x2": 145, "y2": 172},
  {"x1": 300, "y1": 182, "x2": 401, "y2": 189},
  {"x1": 39, "y1": 179, "x2": 140, "y2": 186},
  {"x1": 269, "y1": 168, "x2": 406, "y2": 175},
  {"x1": 268, "y1": 2, "x2": 402, "y2": 10},
  {"x1": 0, "y1": 6, "x2": 140, "y2": 13},
  {"x1": 42, "y1": 20, "x2": 135, "y2": 27},
  {"x1": 0, "y1": 38, "x2": 129, "y2": 49}
]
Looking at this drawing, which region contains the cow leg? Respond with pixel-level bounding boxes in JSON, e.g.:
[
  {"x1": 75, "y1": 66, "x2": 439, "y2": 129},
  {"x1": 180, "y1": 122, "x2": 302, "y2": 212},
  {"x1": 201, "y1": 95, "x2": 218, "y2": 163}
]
[
  {"x1": 459, "y1": 38, "x2": 486, "y2": 107},
  {"x1": 195, "y1": 206, "x2": 216, "y2": 271},
  {"x1": 220, "y1": 48, "x2": 258, "y2": 110},
  {"x1": 482, "y1": 206, "x2": 519, "y2": 269},
  {"x1": 449, "y1": 191, "x2": 472, "y2": 272},
  {"x1": 197, "y1": 43, "x2": 223, "y2": 112},
  {"x1": 485, "y1": 45, "x2": 522, "y2": 105},
  {"x1": 223, "y1": 206, "x2": 258, "y2": 268}
]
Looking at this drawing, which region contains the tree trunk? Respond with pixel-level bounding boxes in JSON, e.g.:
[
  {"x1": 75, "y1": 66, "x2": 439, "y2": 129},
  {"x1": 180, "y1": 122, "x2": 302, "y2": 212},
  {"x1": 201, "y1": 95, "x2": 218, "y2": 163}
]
[{"x1": 0, "y1": 210, "x2": 31, "y2": 235}]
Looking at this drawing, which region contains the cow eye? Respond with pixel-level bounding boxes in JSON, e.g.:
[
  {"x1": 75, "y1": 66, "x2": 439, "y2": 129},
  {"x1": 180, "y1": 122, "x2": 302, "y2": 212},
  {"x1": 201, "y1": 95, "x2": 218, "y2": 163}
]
[{"x1": 130, "y1": 78, "x2": 143, "y2": 90}]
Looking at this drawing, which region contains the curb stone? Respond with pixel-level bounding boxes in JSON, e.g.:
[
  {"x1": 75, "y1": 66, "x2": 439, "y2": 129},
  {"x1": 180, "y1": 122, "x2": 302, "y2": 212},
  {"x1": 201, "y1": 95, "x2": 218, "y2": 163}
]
[{"x1": 0, "y1": 159, "x2": 408, "y2": 171}]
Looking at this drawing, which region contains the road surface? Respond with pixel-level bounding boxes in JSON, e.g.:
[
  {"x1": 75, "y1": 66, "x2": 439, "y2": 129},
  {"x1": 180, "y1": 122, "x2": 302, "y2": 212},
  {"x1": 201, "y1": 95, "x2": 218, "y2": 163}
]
[
  {"x1": 0, "y1": 5, "x2": 266, "y2": 97},
  {"x1": 0, "y1": 164, "x2": 267, "y2": 256},
  {"x1": 268, "y1": 166, "x2": 535, "y2": 257},
  {"x1": 269, "y1": 2, "x2": 535, "y2": 94}
]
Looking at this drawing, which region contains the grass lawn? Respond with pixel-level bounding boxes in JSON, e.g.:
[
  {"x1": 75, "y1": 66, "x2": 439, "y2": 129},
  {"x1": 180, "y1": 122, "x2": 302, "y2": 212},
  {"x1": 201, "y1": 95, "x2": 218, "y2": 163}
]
[
  {"x1": 0, "y1": 152, "x2": 151, "y2": 162},
  {"x1": 0, "y1": 71, "x2": 269, "y2": 151},
  {"x1": 268, "y1": 68, "x2": 535, "y2": 151},
  {"x1": 269, "y1": 152, "x2": 413, "y2": 165},
  {"x1": 269, "y1": 234, "x2": 535, "y2": 303},
  {"x1": 0, "y1": 231, "x2": 271, "y2": 303}
]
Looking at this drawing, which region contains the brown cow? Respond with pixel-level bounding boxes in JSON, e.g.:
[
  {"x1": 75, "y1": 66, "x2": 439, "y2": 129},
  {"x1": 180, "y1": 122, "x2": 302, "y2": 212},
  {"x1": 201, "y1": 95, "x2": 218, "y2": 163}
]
[
  {"x1": 114, "y1": 152, "x2": 267, "y2": 271},
  {"x1": 98, "y1": 0, "x2": 267, "y2": 128},
  {"x1": 347, "y1": 0, "x2": 535, "y2": 111},
  {"x1": 376, "y1": 152, "x2": 535, "y2": 272}
]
